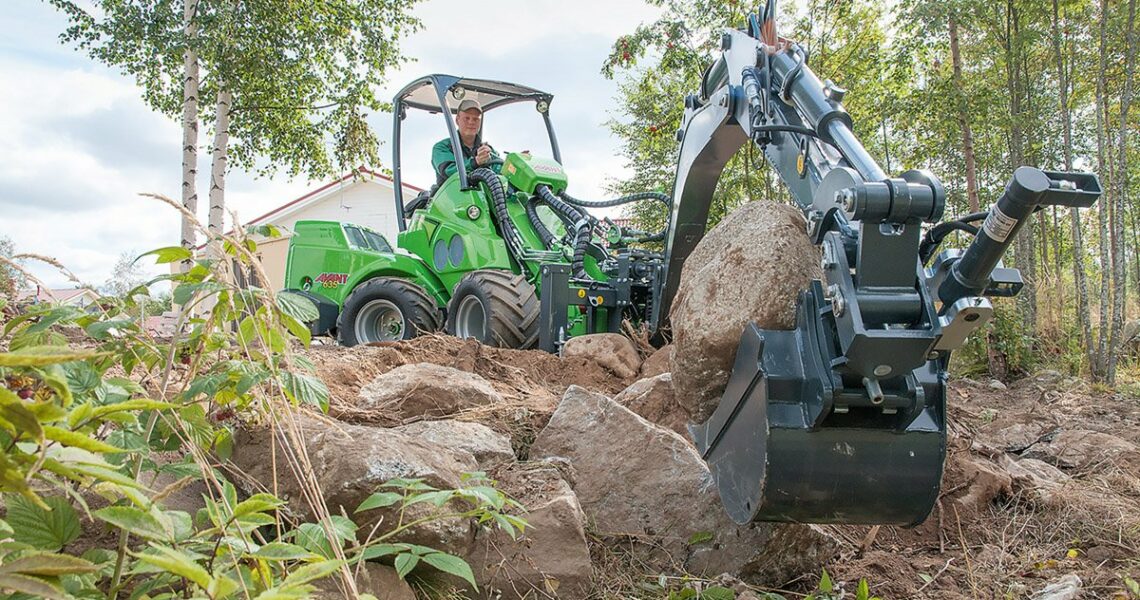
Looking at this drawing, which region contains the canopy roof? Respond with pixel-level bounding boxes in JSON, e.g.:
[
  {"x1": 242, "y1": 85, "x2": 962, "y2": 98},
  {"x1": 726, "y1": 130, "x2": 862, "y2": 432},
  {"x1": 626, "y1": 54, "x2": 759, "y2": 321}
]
[{"x1": 395, "y1": 75, "x2": 554, "y2": 114}]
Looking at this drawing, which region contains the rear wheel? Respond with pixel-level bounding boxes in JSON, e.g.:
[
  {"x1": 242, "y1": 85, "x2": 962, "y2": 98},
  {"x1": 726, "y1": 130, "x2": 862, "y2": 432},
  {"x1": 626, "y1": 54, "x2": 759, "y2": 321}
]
[
  {"x1": 446, "y1": 270, "x2": 539, "y2": 348},
  {"x1": 337, "y1": 278, "x2": 441, "y2": 346}
]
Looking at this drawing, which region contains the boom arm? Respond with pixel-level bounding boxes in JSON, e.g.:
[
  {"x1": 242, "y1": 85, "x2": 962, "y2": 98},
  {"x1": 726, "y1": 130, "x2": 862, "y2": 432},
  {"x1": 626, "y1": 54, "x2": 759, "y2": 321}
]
[{"x1": 664, "y1": 7, "x2": 1101, "y2": 525}]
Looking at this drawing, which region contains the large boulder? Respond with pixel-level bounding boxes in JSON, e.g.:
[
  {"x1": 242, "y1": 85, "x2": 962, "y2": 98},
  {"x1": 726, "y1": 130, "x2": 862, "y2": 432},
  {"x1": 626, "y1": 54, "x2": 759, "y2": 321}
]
[
  {"x1": 561, "y1": 333, "x2": 642, "y2": 379},
  {"x1": 952, "y1": 456, "x2": 1012, "y2": 513},
  {"x1": 230, "y1": 413, "x2": 478, "y2": 555},
  {"x1": 467, "y1": 464, "x2": 593, "y2": 599},
  {"x1": 357, "y1": 363, "x2": 503, "y2": 420},
  {"x1": 613, "y1": 373, "x2": 689, "y2": 437},
  {"x1": 530, "y1": 386, "x2": 839, "y2": 584},
  {"x1": 640, "y1": 344, "x2": 674, "y2": 379},
  {"x1": 670, "y1": 201, "x2": 821, "y2": 422},
  {"x1": 395, "y1": 420, "x2": 515, "y2": 468}
]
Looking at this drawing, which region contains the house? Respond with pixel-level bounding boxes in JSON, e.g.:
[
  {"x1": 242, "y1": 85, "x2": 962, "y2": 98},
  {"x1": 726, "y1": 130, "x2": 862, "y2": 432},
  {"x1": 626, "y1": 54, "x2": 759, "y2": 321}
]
[
  {"x1": 242, "y1": 167, "x2": 422, "y2": 291},
  {"x1": 16, "y1": 286, "x2": 100, "y2": 309}
]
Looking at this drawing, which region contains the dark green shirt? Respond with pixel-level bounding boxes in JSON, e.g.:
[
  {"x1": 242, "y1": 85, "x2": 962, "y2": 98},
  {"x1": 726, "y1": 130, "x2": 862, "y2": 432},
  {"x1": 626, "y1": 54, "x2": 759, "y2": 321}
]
[{"x1": 431, "y1": 137, "x2": 501, "y2": 184}]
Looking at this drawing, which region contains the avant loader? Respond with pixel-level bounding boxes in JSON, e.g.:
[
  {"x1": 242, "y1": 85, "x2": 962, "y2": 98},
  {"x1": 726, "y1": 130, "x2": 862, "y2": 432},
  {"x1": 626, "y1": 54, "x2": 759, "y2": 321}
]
[{"x1": 283, "y1": 1, "x2": 1100, "y2": 525}]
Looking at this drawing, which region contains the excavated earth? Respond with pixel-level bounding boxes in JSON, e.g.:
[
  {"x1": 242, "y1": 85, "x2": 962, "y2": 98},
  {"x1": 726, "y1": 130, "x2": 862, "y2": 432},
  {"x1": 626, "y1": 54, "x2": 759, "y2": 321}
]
[{"x1": 292, "y1": 335, "x2": 1140, "y2": 600}]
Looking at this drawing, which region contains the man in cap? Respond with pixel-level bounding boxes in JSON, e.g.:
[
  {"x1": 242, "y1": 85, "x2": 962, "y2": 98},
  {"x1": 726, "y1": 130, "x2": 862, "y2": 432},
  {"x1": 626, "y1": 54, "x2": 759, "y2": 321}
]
[{"x1": 431, "y1": 98, "x2": 501, "y2": 184}]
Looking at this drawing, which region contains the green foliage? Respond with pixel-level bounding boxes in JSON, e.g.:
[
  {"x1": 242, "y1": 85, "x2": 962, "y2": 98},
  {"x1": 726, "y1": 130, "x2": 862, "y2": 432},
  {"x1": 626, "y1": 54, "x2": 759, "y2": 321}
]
[
  {"x1": 0, "y1": 227, "x2": 526, "y2": 598},
  {"x1": 802, "y1": 569, "x2": 881, "y2": 600},
  {"x1": 47, "y1": 0, "x2": 423, "y2": 179}
]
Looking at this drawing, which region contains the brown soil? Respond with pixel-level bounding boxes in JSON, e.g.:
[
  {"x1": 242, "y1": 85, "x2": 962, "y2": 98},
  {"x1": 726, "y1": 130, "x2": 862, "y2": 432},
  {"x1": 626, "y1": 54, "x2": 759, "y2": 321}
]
[{"x1": 303, "y1": 335, "x2": 1140, "y2": 599}]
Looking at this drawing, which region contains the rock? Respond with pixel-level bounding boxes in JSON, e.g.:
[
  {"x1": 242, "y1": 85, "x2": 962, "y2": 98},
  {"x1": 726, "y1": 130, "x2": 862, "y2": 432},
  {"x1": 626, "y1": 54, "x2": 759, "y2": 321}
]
[
  {"x1": 141, "y1": 471, "x2": 210, "y2": 518},
  {"x1": 395, "y1": 420, "x2": 515, "y2": 467},
  {"x1": 669, "y1": 201, "x2": 821, "y2": 422},
  {"x1": 640, "y1": 345, "x2": 674, "y2": 378},
  {"x1": 358, "y1": 363, "x2": 503, "y2": 420},
  {"x1": 612, "y1": 373, "x2": 689, "y2": 437},
  {"x1": 978, "y1": 417, "x2": 1053, "y2": 453},
  {"x1": 954, "y1": 456, "x2": 1012, "y2": 513},
  {"x1": 998, "y1": 455, "x2": 1070, "y2": 496},
  {"x1": 530, "y1": 386, "x2": 839, "y2": 583},
  {"x1": 988, "y1": 379, "x2": 1008, "y2": 390},
  {"x1": 468, "y1": 464, "x2": 593, "y2": 599},
  {"x1": 561, "y1": 333, "x2": 642, "y2": 379},
  {"x1": 312, "y1": 563, "x2": 416, "y2": 600},
  {"x1": 1015, "y1": 369, "x2": 1065, "y2": 390},
  {"x1": 230, "y1": 413, "x2": 478, "y2": 554},
  {"x1": 1022, "y1": 429, "x2": 1139, "y2": 469},
  {"x1": 1030, "y1": 573, "x2": 1081, "y2": 600}
]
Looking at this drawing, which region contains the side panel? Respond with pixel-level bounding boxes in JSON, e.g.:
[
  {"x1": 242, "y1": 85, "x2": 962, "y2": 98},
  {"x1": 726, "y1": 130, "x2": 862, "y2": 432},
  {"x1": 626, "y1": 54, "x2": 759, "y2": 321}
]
[{"x1": 398, "y1": 174, "x2": 516, "y2": 293}]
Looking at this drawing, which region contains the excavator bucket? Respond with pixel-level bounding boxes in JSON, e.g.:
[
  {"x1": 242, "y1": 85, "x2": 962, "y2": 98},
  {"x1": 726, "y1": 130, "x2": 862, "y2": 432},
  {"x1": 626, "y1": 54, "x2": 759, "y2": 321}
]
[{"x1": 689, "y1": 286, "x2": 946, "y2": 526}]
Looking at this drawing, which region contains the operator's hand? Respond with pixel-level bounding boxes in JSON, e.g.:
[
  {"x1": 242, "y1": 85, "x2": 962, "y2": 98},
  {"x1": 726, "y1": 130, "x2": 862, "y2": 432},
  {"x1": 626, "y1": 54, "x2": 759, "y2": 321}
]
[{"x1": 476, "y1": 144, "x2": 492, "y2": 166}]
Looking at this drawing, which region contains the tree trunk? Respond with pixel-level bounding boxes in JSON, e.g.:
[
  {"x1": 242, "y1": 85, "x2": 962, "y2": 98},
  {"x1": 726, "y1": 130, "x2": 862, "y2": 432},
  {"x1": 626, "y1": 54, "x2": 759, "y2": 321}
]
[
  {"x1": 949, "y1": 12, "x2": 980, "y2": 213},
  {"x1": 1107, "y1": 0, "x2": 1137, "y2": 384},
  {"x1": 1005, "y1": 0, "x2": 1036, "y2": 338},
  {"x1": 1094, "y1": 0, "x2": 1112, "y2": 381},
  {"x1": 1052, "y1": 0, "x2": 1094, "y2": 372},
  {"x1": 208, "y1": 87, "x2": 233, "y2": 246},
  {"x1": 180, "y1": 0, "x2": 200, "y2": 273}
]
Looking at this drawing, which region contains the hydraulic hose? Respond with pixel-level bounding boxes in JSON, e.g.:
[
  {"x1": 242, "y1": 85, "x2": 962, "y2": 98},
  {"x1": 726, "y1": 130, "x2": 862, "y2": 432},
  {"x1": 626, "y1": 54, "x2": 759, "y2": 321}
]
[
  {"x1": 469, "y1": 167, "x2": 527, "y2": 259},
  {"x1": 525, "y1": 196, "x2": 558, "y2": 248},
  {"x1": 537, "y1": 185, "x2": 592, "y2": 278},
  {"x1": 919, "y1": 211, "x2": 988, "y2": 264},
  {"x1": 560, "y1": 190, "x2": 671, "y2": 244}
]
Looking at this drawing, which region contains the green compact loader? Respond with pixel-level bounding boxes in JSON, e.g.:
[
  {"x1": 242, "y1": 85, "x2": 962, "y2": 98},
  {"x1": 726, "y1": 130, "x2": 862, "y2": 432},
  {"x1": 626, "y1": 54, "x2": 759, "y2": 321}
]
[{"x1": 283, "y1": 75, "x2": 668, "y2": 350}]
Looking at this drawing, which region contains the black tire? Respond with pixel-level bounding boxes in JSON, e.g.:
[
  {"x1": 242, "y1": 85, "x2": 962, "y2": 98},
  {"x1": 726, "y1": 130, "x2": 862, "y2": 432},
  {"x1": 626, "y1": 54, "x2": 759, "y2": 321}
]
[
  {"x1": 336, "y1": 278, "x2": 441, "y2": 346},
  {"x1": 446, "y1": 270, "x2": 539, "y2": 349}
]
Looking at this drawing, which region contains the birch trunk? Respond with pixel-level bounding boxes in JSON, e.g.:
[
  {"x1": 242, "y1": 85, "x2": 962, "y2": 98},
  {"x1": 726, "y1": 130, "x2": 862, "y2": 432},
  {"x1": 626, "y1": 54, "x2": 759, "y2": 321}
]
[
  {"x1": 208, "y1": 87, "x2": 233, "y2": 246},
  {"x1": 1052, "y1": 0, "x2": 1094, "y2": 371},
  {"x1": 1094, "y1": 0, "x2": 1111, "y2": 380},
  {"x1": 1107, "y1": 0, "x2": 1137, "y2": 384},
  {"x1": 1005, "y1": 0, "x2": 1036, "y2": 337},
  {"x1": 180, "y1": 0, "x2": 200, "y2": 274}
]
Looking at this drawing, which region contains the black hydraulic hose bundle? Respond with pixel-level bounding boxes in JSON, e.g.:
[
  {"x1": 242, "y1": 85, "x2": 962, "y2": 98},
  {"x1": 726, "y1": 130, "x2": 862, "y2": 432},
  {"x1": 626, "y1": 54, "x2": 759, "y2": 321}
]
[
  {"x1": 469, "y1": 167, "x2": 527, "y2": 259},
  {"x1": 559, "y1": 190, "x2": 671, "y2": 243},
  {"x1": 536, "y1": 185, "x2": 593, "y2": 278},
  {"x1": 524, "y1": 196, "x2": 558, "y2": 248}
]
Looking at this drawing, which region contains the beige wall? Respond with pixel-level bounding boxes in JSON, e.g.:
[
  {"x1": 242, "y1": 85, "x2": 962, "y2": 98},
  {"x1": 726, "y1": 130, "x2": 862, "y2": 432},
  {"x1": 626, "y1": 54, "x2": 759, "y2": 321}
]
[{"x1": 254, "y1": 236, "x2": 291, "y2": 291}]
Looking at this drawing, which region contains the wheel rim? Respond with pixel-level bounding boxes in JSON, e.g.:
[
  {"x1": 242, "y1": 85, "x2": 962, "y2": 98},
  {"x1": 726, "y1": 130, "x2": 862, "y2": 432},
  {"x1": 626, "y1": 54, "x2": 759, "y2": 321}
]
[
  {"x1": 355, "y1": 299, "x2": 405, "y2": 342},
  {"x1": 454, "y1": 295, "x2": 486, "y2": 341}
]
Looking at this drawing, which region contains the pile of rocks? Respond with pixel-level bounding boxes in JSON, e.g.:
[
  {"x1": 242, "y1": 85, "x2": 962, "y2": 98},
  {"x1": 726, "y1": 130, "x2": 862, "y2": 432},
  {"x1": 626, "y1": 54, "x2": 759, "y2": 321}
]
[{"x1": 226, "y1": 333, "x2": 840, "y2": 599}]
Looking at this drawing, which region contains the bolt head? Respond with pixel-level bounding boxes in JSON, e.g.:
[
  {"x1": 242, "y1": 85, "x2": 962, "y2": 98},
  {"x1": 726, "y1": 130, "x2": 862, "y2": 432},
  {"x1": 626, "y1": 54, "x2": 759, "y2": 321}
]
[{"x1": 873, "y1": 364, "x2": 892, "y2": 377}]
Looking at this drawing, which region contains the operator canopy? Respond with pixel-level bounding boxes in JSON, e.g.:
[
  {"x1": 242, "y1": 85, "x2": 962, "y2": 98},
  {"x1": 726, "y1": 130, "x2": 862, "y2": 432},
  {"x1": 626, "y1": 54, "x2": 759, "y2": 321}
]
[{"x1": 395, "y1": 75, "x2": 554, "y2": 114}]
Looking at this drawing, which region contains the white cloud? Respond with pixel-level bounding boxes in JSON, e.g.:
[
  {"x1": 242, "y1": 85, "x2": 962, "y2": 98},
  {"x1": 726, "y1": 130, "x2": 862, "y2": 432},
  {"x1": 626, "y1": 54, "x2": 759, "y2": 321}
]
[{"x1": 0, "y1": 0, "x2": 665, "y2": 288}]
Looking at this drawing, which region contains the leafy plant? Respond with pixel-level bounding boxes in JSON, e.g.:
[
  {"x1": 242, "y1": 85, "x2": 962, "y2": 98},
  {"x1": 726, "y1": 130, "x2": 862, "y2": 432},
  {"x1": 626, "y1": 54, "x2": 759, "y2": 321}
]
[{"x1": 0, "y1": 219, "x2": 525, "y2": 599}]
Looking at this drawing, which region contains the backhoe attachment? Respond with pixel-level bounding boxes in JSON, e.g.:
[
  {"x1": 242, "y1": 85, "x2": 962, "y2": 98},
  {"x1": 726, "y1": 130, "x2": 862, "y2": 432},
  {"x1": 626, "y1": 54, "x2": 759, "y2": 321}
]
[{"x1": 668, "y1": 3, "x2": 1101, "y2": 525}]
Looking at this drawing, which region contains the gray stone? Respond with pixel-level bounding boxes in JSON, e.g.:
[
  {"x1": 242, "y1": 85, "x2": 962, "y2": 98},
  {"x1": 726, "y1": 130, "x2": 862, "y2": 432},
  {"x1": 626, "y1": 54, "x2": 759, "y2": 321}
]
[
  {"x1": 395, "y1": 420, "x2": 515, "y2": 468},
  {"x1": 640, "y1": 344, "x2": 674, "y2": 379},
  {"x1": 988, "y1": 379, "x2": 1008, "y2": 390},
  {"x1": 358, "y1": 363, "x2": 503, "y2": 420},
  {"x1": 530, "y1": 386, "x2": 839, "y2": 583},
  {"x1": 613, "y1": 373, "x2": 689, "y2": 437},
  {"x1": 312, "y1": 563, "x2": 416, "y2": 600},
  {"x1": 670, "y1": 201, "x2": 822, "y2": 422},
  {"x1": 1030, "y1": 574, "x2": 1081, "y2": 600},
  {"x1": 1022, "y1": 429, "x2": 1139, "y2": 469},
  {"x1": 954, "y1": 456, "x2": 1012, "y2": 513},
  {"x1": 230, "y1": 413, "x2": 478, "y2": 555},
  {"x1": 467, "y1": 465, "x2": 593, "y2": 599},
  {"x1": 561, "y1": 333, "x2": 642, "y2": 379}
]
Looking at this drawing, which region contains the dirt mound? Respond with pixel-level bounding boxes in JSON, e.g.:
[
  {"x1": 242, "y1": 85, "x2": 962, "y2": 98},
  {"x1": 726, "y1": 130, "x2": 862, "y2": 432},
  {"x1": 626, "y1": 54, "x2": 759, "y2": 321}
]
[{"x1": 304, "y1": 334, "x2": 634, "y2": 457}]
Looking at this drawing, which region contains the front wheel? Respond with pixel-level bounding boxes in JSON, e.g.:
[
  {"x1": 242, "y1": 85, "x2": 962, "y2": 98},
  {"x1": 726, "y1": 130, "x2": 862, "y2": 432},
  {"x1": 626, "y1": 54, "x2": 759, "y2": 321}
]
[
  {"x1": 446, "y1": 270, "x2": 539, "y2": 349},
  {"x1": 337, "y1": 278, "x2": 441, "y2": 346}
]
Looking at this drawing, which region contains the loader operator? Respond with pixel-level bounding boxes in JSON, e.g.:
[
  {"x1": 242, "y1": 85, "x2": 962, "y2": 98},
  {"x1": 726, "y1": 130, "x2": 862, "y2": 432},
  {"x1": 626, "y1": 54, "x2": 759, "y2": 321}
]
[{"x1": 431, "y1": 98, "x2": 501, "y2": 184}]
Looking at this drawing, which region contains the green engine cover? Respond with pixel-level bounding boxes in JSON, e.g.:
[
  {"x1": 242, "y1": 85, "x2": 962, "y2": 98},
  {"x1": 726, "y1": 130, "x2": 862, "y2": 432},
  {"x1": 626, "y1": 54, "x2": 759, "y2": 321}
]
[{"x1": 502, "y1": 152, "x2": 568, "y2": 195}]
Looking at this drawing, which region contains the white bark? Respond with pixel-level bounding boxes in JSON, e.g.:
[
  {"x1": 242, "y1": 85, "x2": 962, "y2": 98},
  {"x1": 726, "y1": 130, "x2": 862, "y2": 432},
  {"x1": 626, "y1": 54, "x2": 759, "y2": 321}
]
[
  {"x1": 180, "y1": 0, "x2": 200, "y2": 273},
  {"x1": 208, "y1": 87, "x2": 232, "y2": 245}
]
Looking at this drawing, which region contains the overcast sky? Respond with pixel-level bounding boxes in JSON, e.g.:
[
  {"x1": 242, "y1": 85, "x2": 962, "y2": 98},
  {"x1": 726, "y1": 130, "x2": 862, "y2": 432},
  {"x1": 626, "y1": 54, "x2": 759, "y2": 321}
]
[{"x1": 0, "y1": 0, "x2": 663, "y2": 289}]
